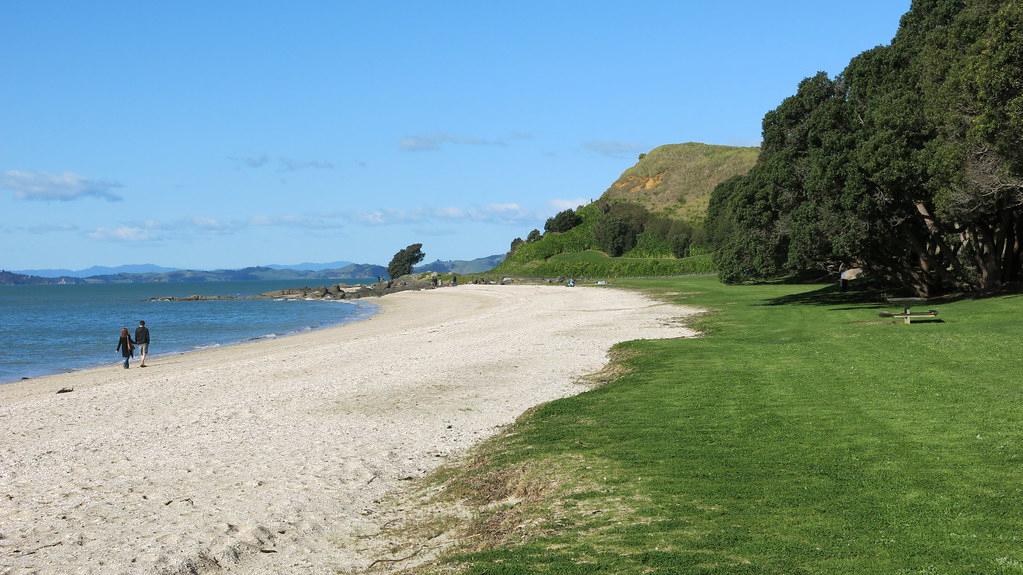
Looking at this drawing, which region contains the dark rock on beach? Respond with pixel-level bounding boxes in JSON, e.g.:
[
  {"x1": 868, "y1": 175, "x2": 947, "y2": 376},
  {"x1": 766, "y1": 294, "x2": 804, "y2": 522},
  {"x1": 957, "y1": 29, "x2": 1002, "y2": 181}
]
[
  {"x1": 150, "y1": 272, "x2": 466, "y2": 304},
  {"x1": 261, "y1": 272, "x2": 459, "y2": 301}
]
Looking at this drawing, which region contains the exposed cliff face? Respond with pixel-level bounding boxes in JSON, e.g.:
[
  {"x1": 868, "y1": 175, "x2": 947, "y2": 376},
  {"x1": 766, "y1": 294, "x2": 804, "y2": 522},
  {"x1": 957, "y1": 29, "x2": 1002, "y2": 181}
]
[{"x1": 600, "y1": 142, "x2": 759, "y2": 222}]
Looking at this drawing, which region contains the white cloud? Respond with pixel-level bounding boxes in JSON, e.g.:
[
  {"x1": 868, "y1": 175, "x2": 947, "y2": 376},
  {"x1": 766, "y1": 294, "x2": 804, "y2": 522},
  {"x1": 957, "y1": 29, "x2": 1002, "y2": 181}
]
[
  {"x1": 228, "y1": 154, "x2": 270, "y2": 168},
  {"x1": 277, "y1": 157, "x2": 335, "y2": 172},
  {"x1": 434, "y1": 207, "x2": 466, "y2": 219},
  {"x1": 354, "y1": 203, "x2": 537, "y2": 226},
  {"x1": 229, "y1": 155, "x2": 334, "y2": 172},
  {"x1": 548, "y1": 197, "x2": 589, "y2": 211},
  {"x1": 582, "y1": 140, "x2": 647, "y2": 159},
  {"x1": 398, "y1": 137, "x2": 442, "y2": 152},
  {"x1": 84, "y1": 202, "x2": 538, "y2": 244},
  {"x1": 1, "y1": 170, "x2": 123, "y2": 202},
  {"x1": 486, "y1": 202, "x2": 521, "y2": 213},
  {"x1": 88, "y1": 226, "x2": 157, "y2": 242},
  {"x1": 248, "y1": 214, "x2": 346, "y2": 230},
  {"x1": 399, "y1": 132, "x2": 514, "y2": 152}
]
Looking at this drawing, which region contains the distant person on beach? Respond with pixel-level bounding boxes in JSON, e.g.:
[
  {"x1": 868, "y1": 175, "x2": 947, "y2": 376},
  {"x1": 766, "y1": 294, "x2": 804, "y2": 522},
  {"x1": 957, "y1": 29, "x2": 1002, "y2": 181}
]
[
  {"x1": 135, "y1": 320, "x2": 150, "y2": 367},
  {"x1": 116, "y1": 328, "x2": 134, "y2": 369}
]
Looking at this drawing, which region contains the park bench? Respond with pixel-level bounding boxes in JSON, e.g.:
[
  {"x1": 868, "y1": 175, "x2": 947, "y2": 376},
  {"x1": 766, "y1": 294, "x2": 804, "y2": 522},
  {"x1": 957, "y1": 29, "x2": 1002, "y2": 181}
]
[{"x1": 879, "y1": 297, "x2": 939, "y2": 324}]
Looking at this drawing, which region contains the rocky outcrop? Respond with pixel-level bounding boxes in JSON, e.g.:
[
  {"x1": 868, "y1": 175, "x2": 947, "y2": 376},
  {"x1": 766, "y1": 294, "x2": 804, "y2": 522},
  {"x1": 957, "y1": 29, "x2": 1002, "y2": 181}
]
[
  {"x1": 148, "y1": 295, "x2": 243, "y2": 302},
  {"x1": 148, "y1": 273, "x2": 463, "y2": 304},
  {"x1": 259, "y1": 272, "x2": 458, "y2": 301}
]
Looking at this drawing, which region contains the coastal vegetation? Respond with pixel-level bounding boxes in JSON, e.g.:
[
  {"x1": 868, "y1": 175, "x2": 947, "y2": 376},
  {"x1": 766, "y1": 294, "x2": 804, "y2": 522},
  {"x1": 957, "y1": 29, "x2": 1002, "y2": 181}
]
[
  {"x1": 497, "y1": 145, "x2": 758, "y2": 278},
  {"x1": 411, "y1": 276, "x2": 1023, "y2": 573},
  {"x1": 388, "y1": 243, "x2": 427, "y2": 279},
  {"x1": 707, "y1": 0, "x2": 1023, "y2": 296}
]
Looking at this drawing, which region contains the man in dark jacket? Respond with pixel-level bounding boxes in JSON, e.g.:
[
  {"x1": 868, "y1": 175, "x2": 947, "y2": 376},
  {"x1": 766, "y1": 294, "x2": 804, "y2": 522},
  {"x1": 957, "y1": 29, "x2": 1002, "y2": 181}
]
[{"x1": 135, "y1": 320, "x2": 150, "y2": 367}]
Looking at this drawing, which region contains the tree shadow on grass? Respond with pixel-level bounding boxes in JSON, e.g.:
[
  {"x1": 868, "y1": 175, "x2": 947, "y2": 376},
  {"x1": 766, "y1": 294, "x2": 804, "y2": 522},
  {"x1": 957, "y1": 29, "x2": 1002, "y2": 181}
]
[
  {"x1": 760, "y1": 284, "x2": 978, "y2": 310},
  {"x1": 760, "y1": 285, "x2": 887, "y2": 308}
]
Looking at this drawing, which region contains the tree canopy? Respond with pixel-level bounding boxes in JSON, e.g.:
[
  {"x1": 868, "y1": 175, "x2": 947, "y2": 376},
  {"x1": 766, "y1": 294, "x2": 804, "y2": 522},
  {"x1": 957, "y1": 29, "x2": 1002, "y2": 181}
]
[
  {"x1": 707, "y1": 0, "x2": 1023, "y2": 296},
  {"x1": 387, "y1": 243, "x2": 425, "y2": 278},
  {"x1": 544, "y1": 209, "x2": 584, "y2": 234}
]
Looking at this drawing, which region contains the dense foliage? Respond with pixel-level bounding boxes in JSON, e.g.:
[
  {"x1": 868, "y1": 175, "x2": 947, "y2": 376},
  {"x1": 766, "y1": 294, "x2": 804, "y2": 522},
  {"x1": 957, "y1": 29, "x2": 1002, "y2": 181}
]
[
  {"x1": 544, "y1": 208, "x2": 584, "y2": 233},
  {"x1": 387, "y1": 243, "x2": 425, "y2": 278},
  {"x1": 496, "y1": 201, "x2": 709, "y2": 277},
  {"x1": 593, "y1": 202, "x2": 696, "y2": 258},
  {"x1": 707, "y1": 0, "x2": 1023, "y2": 295}
]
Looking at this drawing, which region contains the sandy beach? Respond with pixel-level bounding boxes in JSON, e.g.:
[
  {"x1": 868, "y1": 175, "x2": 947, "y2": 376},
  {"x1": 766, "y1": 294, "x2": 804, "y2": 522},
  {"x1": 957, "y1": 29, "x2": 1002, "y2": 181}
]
[{"x1": 0, "y1": 284, "x2": 696, "y2": 574}]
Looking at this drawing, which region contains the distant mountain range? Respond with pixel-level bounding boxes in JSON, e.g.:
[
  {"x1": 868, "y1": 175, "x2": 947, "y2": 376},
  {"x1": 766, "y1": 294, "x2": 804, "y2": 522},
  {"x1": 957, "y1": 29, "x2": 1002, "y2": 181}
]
[
  {"x1": 0, "y1": 264, "x2": 388, "y2": 286},
  {"x1": 2, "y1": 255, "x2": 505, "y2": 286},
  {"x1": 415, "y1": 254, "x2": 505, "y2": 274},
  {"x1": 14, "y1": 264, "x2": 181, "y2": 278},
  {"x1": 264, "y1": 260, "x2": 354, "y2": 272}
]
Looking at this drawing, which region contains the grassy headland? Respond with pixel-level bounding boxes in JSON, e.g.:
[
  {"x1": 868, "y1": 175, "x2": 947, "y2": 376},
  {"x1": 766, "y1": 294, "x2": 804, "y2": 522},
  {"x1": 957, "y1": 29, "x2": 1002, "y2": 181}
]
[
  {"x1": 413, "y1": 276, "x2": 1023, "y2": 574},
  {"x1": 602, "y1": 143, "x2": 759, "y2": 223},
  {"x1": 494, "y1": 143, "x2": 757, "y2": 280}
]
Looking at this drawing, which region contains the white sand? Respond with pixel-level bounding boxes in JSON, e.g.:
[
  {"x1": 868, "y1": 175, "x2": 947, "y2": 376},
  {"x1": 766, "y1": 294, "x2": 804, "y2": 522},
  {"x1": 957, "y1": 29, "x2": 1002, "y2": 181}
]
[{"x1": 0, "y1": 285, "x2": 696, "y2": 574}]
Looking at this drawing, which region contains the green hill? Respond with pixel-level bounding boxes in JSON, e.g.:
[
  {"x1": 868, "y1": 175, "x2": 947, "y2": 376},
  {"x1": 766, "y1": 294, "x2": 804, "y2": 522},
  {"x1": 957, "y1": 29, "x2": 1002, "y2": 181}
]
[
  {"x1": 601, "y1": 142, "x2": 758, "y2": 223},
  {"x1": 493, "y1": 142, "x2": 757, "y2": 277}
]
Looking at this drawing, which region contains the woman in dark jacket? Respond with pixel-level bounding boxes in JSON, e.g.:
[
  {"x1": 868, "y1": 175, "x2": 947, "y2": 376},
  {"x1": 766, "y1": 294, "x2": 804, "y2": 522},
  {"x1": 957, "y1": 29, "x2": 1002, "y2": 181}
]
[{"x1": 116, "y1": 327, "x2": 135, "y2": 369}]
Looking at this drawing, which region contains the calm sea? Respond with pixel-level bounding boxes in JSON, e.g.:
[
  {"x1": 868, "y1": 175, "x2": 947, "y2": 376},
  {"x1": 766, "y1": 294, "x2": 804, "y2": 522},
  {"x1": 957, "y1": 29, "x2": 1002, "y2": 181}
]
[{"x1": 0, "y1": 280, "x2": 376, "y2": 383}]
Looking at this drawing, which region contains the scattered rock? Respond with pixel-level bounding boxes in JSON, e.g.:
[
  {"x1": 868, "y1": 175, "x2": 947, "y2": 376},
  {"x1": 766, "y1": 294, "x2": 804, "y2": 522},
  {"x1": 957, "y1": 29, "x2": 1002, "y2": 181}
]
[{"x1": 148, "y1": 295, "x2": 240, "y2": 302}]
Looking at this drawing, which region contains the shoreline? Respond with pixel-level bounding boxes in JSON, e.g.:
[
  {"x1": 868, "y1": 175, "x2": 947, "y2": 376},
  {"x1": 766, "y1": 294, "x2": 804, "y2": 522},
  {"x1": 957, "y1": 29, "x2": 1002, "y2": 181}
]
[
  {"x1": 0, "y1": 285, "x2": 698, "y2": 574},
  {"x1": 0, "y1": 297, "x2": 378, "y2": 388},
  {"x1": 0, "y1": 297, "x2": 380, "y2": 402}
]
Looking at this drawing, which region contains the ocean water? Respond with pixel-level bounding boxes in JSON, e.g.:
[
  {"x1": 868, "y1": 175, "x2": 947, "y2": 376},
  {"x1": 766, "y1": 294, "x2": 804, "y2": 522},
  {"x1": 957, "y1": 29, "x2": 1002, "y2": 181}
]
[{"x1": 0, "y1": 280, "x2": 377, "y2": 383}]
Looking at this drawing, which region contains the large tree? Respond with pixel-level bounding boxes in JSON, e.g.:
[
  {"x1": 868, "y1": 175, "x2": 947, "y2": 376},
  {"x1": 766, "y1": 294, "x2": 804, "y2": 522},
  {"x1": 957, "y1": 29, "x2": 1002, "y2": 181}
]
[
  {"x1": 387, "y1": 243, "x2": 425, "y2": 279},
  {"x1": 708, "y1": 0, "x2": 1023, "y2": 296}
]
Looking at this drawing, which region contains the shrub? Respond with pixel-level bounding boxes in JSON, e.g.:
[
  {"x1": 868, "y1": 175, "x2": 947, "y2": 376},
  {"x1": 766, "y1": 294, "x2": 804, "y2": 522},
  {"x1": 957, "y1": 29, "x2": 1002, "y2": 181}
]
[
  {"x1": 544, "y1": 209, "x2": 583, "y2": 233},
  {"x1": 388, "y1": 243, "x2": 425, "y2": 278}
]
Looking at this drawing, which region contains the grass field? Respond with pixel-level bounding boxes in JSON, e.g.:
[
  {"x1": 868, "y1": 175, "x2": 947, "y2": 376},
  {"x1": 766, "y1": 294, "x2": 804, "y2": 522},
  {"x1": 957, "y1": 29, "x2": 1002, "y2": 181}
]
[{"x1": 416, "y1": 276, "x2": 1023, "y2": 574}]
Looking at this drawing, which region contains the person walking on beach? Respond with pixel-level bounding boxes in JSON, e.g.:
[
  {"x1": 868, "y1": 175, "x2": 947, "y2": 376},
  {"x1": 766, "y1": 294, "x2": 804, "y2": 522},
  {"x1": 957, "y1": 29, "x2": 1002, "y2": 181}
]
[
  {"x1": 135, "y1": 320, "x2": 150, "y2": 367},
  {"x1": 116, "y1": 327, "x2": 135, "y2": 369}
]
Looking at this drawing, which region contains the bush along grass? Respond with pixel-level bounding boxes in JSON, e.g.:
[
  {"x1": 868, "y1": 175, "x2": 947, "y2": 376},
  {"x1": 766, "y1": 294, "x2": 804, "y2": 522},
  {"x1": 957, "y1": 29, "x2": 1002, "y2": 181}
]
[
  {"x1": 496, "y1": 252, "x2": 716, "y2": 278},
  {"x1": 413, "y1": 276, "x2": 1023, "y2": 574}
]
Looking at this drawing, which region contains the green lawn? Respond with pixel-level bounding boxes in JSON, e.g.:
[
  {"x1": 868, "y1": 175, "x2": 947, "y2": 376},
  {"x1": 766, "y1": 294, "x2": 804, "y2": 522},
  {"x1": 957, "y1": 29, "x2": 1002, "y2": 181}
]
[{"x1": 421, "y1": 276, "x2": 1023, "y2": 574}]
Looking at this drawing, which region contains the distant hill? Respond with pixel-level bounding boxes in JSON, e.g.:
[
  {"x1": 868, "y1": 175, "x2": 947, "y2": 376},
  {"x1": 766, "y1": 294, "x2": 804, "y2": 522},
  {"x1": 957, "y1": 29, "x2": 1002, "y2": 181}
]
[
  {"x1": 600, "y1": 142, "x2": 758, "y2": 223},
  {"x1": 415, "y1": 254, "x2": 505, "y2": 274},
  {"x1": 333, "y1": 263, "x2": 389, "y2": 279},
  {"x1": 78, "y1": 264, "x2": 388, "y2": 284},
  {"x1": 14, "y1": 263, "x2": 180, "y2": 278},
  {"x1": 0, "y1": 270, "x2": 84, "y2": 285},
  {"x1": 2, "y1": 264, "x2": 388, "y2": 285},
  {"x1": 264, "y1": 260, "x2": 355, "y2": 272}
]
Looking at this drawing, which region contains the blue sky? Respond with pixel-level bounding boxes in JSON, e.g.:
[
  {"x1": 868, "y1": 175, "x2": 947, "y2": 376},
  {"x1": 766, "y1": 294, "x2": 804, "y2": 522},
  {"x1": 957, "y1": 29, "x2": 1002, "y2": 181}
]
[{"x1": 1, "y1": 1, "x2": 911, "y2": 270}]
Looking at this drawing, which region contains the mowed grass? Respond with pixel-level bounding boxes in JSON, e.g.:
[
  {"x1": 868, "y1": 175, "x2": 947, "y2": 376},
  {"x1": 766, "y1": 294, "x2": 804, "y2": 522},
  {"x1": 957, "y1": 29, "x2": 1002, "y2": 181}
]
[{"x1": 425, "y1": 276, "x2": 1023, "y2": 574}]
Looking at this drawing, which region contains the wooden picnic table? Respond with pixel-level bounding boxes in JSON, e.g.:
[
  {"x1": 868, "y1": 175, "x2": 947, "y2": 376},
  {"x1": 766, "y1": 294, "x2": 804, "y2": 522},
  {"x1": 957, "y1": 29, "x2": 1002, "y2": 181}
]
[{"x1": 880, "y1": 297, "x2": 939, "y2": 324}]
